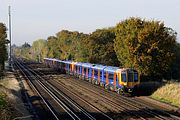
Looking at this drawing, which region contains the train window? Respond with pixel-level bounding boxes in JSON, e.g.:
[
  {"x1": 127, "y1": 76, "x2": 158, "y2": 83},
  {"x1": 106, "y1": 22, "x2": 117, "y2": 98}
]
[
  {"x1": 121, "y1": 73, "x2": 126, "y2": 82},
  {"x1": 84, "y1": 67, "x2": 86, "y2": 76},
  {"x1": 134, "y1": 73, "x2": 138, "y2": 82},
  {"x1": 79, "y1": 66, "x2": 81, "y2": 74},
  {"x1": 66, "y1": 64, "x2": 68, "y2": 70},
  {"x1": 128, "y1": 73, "x2": 133, "y2": 82},
  {"x1": 108, "y1": 73, "x2": 114, "y2": 80},
  {"x1": 62, "y1": 63, "x2": 65, "y2": 69},
  {"x1": 116, "y1": 74, "x2": 118, "y2": 82},
  {"x1": 76, "y1": 66, "x2": 78, "y2": 73},
  {"x1": 104, "y1": 72, "x2": 107, "y2": 79},
  {"x1": 94, "y1": 70, "x2": 98, "y2": 76},
  {"x1": 88, "y1": 69, "x2": 91, "y2": 77}
]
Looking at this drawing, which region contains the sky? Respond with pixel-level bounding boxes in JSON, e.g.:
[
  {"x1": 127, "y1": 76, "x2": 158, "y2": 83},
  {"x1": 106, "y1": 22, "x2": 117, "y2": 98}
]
[{"x1": 0, "y1": 0, "x2": 180, "y2": 45}]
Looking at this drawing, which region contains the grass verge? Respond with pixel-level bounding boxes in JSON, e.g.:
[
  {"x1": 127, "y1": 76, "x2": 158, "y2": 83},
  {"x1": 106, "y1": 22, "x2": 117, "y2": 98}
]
[
  {"x1": 151, "y1": 82, "x2": 180, "y2": 107},
  {"x1": 0, "y1": 92, "x2": 12, "y2": 120}
]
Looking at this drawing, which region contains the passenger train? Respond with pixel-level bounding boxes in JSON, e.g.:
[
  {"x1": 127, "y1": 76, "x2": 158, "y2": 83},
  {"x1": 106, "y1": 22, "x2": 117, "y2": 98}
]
[{"x1": 44, "y1": 58, "x2": 140, "y2": 95}]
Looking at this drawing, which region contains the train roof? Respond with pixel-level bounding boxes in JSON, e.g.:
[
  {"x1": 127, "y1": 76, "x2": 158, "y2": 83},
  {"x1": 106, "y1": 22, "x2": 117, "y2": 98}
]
[
  {"x1": 44, "y1": 58, "x2": 54, "y2": 60},
  {"x1": 92, "y1": 64, "x2": 106, "y2": 70},
  {"x1": 104, "y1": 66, "x2": 120, "y2": 72},
  {"x1": 62, "y1": 60, "x2": 72, "y2": 64},
  {"x1": 81, "y1": 63, "x2": 93, "y2": 67},
  {"x1": 75, "y1": 62, "x2": 83, "y2": 66}
]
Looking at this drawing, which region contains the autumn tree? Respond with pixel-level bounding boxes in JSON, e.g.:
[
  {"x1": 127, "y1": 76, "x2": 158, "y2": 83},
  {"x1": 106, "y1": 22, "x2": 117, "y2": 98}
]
[
  {"x1": 170, "y1": 43, "x2": 180, "y2": 79},
  {"x1": 47, "y1": 36, "x2": 60, "y2": 58},
  {"x1": 56, "y1": 30, "x2": 87, "y2": 60},
  {"x1": 114, "y1": 17, "x2": 177, "y2": 80},
  {"x1": 0, "y1": 23, "x2": 8, "y2": 72},
  {"x1": 30, "y1": 39, "x2": 48, "y2": 62},
  {"x1": 14, "y1": 42, "x2": 31, "y2": 59},
  {"x1": 87, "y1": 28, "x2": 119, "y2": 66},
  {"x1": 74, "y1": 34, "x2": 90, "y2": 62}
]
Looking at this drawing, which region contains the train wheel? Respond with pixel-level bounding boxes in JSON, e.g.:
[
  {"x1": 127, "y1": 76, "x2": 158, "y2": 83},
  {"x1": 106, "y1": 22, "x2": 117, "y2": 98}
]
[
  {"x1": 117, "y1": 89, "x2": 121, "y2": 94},
  {"x1": 117, "y1": 88, "x2": 124, "y2": 95},
  {"x1": 88, "y1": 79, "x2": 92, "y2": 83},
  {"x1": 92, "y1": 80, "x2": 95, "y2": 84},
  {"x1": 105, "y1": 84, "x2": 110, "y2": 90}
]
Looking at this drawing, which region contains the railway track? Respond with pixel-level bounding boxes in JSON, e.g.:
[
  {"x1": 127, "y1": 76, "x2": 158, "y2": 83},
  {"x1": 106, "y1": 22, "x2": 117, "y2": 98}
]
[
  {"x1": 30, "y1": 65, "x2": 180, "y2": 120},
  {"x1": 14, "y1": 59, "x2": 113, "y2": 120},
  {"x1": 55, "y1": 75, "x2": 176, "y2": 120},
  {"x1": 14, "y1": 60, "x2": 60, "y2": 119}
]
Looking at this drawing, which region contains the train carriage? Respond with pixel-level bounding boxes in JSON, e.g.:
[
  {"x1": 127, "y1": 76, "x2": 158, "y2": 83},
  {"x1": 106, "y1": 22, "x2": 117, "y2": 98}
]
[
  {"x1": 91, "y1": 64, "x2": 106, "y2": 85},
  {"x1": 81, "y1": 63, "x2": 93, "y2": 80},
  {"x1": 63, "y1": 61, "x2": 72, "y2": 74},
  {"x1": 56, "y1": 60, "x2": 66, "y2": 73},
  {"x1": 104, "y1": 66, "x2": 119, "y2": 90},
  {"x1": 44, "y1": 58, "x2": 55, "y2": 68},
  {"x1": 53, "y1": 59, "x2": 60, "y2": 70},
  {"x1": 74, "y1": 62, "x2": 83, "y2": 77}
]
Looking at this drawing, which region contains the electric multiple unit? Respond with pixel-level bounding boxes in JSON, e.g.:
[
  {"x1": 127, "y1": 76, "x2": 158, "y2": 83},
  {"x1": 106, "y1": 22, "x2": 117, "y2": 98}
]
[{"x1": 44, "y1": 58, "x2": 140, "y2": 94}]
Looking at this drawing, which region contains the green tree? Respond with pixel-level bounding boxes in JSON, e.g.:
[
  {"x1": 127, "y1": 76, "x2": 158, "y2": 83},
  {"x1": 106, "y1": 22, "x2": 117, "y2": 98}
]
[
  {"x1": 56, "y1": 30, "x2": 87, "y2": 60},
  {"x1": 114, "y1": 17, "x2": 177, "y2": 80},
  {"x1": 0, "y1": 23, "x2": 8, "y2": 72},
  {"x1": 170, "y1": 43, "x2": 180, "y2": 79},
  {"x1": 30, "y1": 39, "x2": 48, "y2": 62},
  {"x1": 15, "y1": 42, "x2": 31, "y2": 59},
  {"x1": 47, "y1": 36, "x2": 60, "y2": 58},
  {"x1": 87, "y1": 28, "x2": 120, "y2": 66},
  {"x1": 74, "y1": 34, "x2": 90, "y2": 62}
]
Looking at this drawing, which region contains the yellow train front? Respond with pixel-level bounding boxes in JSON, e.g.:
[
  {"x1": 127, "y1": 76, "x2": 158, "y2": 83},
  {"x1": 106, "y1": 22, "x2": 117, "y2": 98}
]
[{"x1": 116, "y1": 68, "x2": 139, "y2": 94}]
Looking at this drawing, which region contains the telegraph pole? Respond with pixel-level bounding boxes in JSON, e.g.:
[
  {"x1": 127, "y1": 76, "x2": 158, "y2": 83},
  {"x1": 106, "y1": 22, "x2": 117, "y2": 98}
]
[{"x1": 8, "y1": 6, "x2": 12, "y2": 68}]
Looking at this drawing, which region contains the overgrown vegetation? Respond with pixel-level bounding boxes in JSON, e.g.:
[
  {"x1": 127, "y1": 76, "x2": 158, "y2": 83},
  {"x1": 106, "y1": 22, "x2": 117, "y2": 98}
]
[
  {"x1": 0, "y1": 23, "x2": 8, "y2": 76},
  {"x1": 0, "y1": 92, "x2": 11, "y2": 120},
  {"x1": 13, "y1": 17, "x2": 180, "y2": 81},
  {"x1": 151, "y1": 82, "x2": 180, "y2": 107}
]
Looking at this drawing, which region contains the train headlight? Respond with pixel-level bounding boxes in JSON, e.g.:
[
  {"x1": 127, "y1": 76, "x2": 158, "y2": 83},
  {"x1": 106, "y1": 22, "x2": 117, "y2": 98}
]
[
  {"x1": 128, "y1": 88, "x2": 133, "y2": 92},
  {"x1": 124, "y1": 82, "x2": 127, "y2": 86}
]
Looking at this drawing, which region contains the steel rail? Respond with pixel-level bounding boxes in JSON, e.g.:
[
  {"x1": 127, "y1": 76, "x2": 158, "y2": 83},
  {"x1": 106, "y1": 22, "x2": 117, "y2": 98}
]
[
  {"x1": 28, "y1": 61, "x2": 180, "y2": 120},
  {"x1": 14, "y1": 60, "x2": 59, "y2": 120},
  {"x1": 17, "y1": 59, "x2": 101, "y2": 120},
  {"x1": 31, "y1": 67, "x2": 115, "y2": 120},
  {"x1": 16, "y1": 60, "x2": 80, "y2": 120},
  {"x1": 33, "y1": 68, "x2": 146, "y2": 119},
  {"x1": 27, "y1": 63, "x2": 107, "y2": 120},
  {"x1": 56, "y1": 74, "x2": 175, "y2": 120}
]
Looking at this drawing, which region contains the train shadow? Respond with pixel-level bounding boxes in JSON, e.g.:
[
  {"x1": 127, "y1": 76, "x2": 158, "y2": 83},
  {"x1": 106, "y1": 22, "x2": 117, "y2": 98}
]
[
  {"x1": 132, "y1": 81, "x2": 165, "y2": 96},
  {"x1": 101, "y1": 107, "x2": 179, "y2": 120}
]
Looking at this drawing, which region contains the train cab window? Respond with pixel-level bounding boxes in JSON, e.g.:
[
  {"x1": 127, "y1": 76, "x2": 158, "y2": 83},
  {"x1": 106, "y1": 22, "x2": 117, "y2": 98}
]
[
  {"x1": 128, "y1": 73, "x2": 133, "y2": 82},
  {"x1": 134, "y1": 73, "x2": 138, "y2": 82},
  {"x1": 121, "y1": 73, "x2": 126, "y2": 82}
]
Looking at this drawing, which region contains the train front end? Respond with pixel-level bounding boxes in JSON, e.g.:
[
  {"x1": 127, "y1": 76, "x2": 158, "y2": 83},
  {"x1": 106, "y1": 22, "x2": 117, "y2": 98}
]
[{"x1": 117, "y1": 68, "x2": 140, "y2": 94}]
